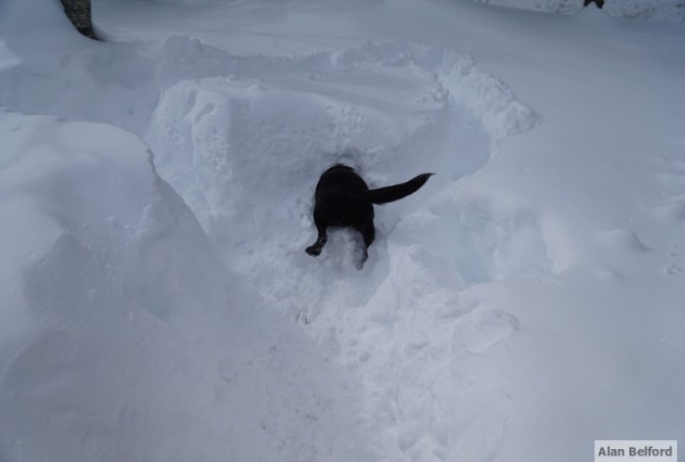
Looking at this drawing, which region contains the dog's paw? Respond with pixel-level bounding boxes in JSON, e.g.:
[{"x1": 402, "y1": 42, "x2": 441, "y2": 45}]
[{"x1": 305, "y1": 245, "x2": 322, "y2": 257}]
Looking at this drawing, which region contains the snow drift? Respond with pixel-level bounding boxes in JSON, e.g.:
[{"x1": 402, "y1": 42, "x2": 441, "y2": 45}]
[{"x1": 0, "y1": 111, "x2": 364, "y2": 462}]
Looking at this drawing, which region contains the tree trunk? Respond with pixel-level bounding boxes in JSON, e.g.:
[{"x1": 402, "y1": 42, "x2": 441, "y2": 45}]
[{"x1": 59, "y1": 0, "x2": 98, "y2": 39}]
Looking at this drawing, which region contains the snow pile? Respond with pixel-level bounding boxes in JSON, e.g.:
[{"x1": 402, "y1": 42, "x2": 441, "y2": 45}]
[
  {"x1": 0, "y1": 28, "x2": 156, "y2": 135},
  {"x1": 0, "y1": 0, "x2": 86, "y2": 58},
  {"x1": 0, "y1": 46, "x2": 157, "y2": 134},
  {"x1": 0, "y1": 111, "x2": 363, "y2": 462}
]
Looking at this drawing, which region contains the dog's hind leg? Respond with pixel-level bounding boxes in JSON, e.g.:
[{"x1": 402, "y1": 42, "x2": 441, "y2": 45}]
[
  {"x1": 354, "y1": 222, "x2": 375, "y2": 266},
  {"x1": 305, "y1": 219, "x2": 328, "y2": 257},
  {"x1": 360, "y1": 223, "x2": 375, "y2": 250}
]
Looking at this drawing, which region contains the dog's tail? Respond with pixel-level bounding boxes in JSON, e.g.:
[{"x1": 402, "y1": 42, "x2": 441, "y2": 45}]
[{"x1": 365, "y1": 173, "x2": 433, "y2": 205}]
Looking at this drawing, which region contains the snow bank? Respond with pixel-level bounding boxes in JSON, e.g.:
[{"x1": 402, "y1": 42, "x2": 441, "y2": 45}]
[
  {"x1": 0, "y1": 0, "x2": 157, "y2": 134},
  {"x1": 0, "y1": 111, "x2": 364, "y2": 462},
  {"x1": 0, "y1": 37, "x2": 157, "y2": 135},
  {"x1": 0, "y1": 0, "x2": 87, "y2": 59}
]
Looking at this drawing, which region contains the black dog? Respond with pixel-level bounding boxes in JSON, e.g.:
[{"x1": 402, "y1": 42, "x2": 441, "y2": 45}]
[{"x1": 306, "y1": 164, "x2": 432, "y2": 266}]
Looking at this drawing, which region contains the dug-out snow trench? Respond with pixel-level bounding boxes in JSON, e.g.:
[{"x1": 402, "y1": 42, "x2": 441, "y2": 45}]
[
  {"x1": 145, "y1": 38, "x2": 551, "y2": 458},
  {"x1": 147, "y1": 38, "x2": 548, "y2": 298}
]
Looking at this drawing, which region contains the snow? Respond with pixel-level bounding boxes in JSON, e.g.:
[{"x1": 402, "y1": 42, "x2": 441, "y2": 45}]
[
  {"x1": 1, "y1": 0, "x2": 685, "y2": 461},
  {"x1": 0, "y1": 110, "x2": 364, "y2": 461}
]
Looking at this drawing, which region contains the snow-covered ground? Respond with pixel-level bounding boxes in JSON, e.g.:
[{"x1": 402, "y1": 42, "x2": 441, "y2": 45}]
[{"x1": 1, "y1": 0, "x2": 684, "y2": 461}]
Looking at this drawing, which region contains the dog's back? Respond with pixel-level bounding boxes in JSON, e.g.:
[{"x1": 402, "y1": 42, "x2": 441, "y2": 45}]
[
  {"x1": 314, "y1": 165, "x2": 373, "y2": 228},
  {"x1": 316, "y1": 165, "x2": 369, "y2": 195}
]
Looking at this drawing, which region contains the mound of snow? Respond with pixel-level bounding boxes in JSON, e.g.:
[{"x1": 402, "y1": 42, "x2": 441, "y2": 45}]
[
  {"x1": 0, "y1": 111, "x2": 365, "y2": 462},
  {"x1": 0, "y1": 43, "x2": 157, "y2": 135},
  {"x1": 0, "y1": 0, "x2": 87, "y2": 59}
]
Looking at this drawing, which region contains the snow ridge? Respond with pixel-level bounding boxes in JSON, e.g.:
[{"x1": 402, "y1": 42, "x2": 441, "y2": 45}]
[{"x1": 156, "y1": 37, "x2": 541, "y2": 140}]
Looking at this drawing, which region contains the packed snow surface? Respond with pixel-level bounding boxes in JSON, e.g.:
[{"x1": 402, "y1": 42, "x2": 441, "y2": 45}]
[{"x1": 1, "y1": 0, "x2": 684, "y2": 461}]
